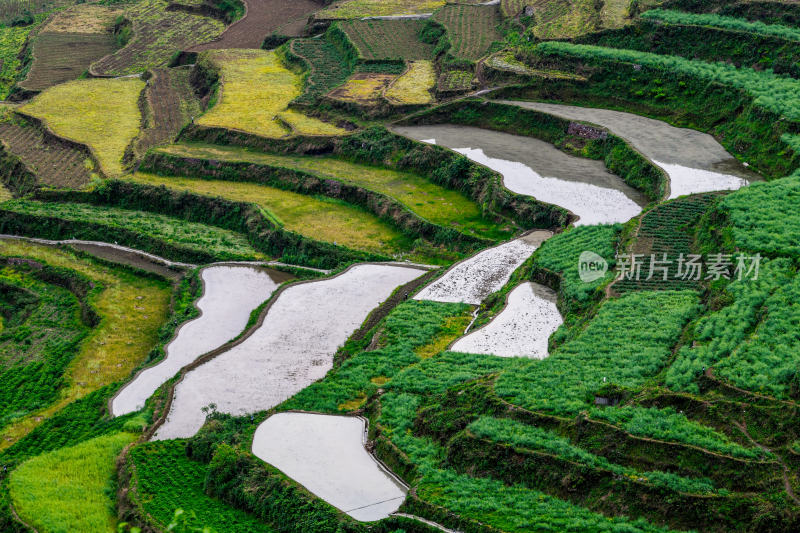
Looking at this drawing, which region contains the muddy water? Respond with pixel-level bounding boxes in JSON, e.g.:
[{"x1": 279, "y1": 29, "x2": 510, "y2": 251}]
[
  {"x1": 392, "y1": 124, "x2": 647, "y2": 225},
  {"x1": 499, "y1": 101, "x2": 761, "y2": 198},
  {"x1": 154, "y1": 264, "x2": 424, "y2": 440},
  {"x1": 112, "y1": 265, "x2": 288, "y2": 416},
  {"x1": 414, "y1": 231, "x2": 551, "y2": 305},
  {"x1": 252, "y1": 413, "x2": 407, "y2": 521},
  {"x1": 450, "y1": 282, "x2": 562, "y2": 358}
]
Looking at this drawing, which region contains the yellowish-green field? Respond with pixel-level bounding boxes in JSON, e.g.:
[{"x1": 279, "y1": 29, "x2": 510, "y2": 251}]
[
  {"x1": 9, "y1": 432, "x2": 137, "y2": 533},
  {"x1": 158, "y1": 143, "x2": 512, "y2": 240},
  {"x1": 0, "y1": 241, "x2": 170, "y2": 450},
  {"x1": 41, "y1": 4, "x2": 122, "y2": 33},
  {"x1": 198, "y1": 49, "x2": 345, "y2": 138},
  {"x1": 319, "y1": 0, "x2": 445, "y2": 18},
  {"x1": 19, "y1": 77, "x2": 144, "y2": 176},
  {"x1": 385, "y1": 60, "x2": 435, "y2": 105},
  {"x1": 328, "y1": 73, "x2": 396, "y2": 105},
  {"x1": 129, "y1": 172, "x2": 414, "y2": 255}
]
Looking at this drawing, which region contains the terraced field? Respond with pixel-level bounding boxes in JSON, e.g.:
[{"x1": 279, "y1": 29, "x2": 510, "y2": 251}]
[
  {"x1": 432, "y1": 3, "x2": 501, "y2": 61},
  {"x1": 339, "y1": 19, "x2": 435, "y2": 60},
  {"x1": 288, "y1": 37, "x2": 353, "y2": 105},
  {"x1": 0, "y1": 117, "x2": 95, "y2": 188},
  {"x1": 0, "y1": 240, "x2": 171, "y2": 451},
  {"x1": 318, "y1": 0, "x2": 445, "y2": 19},
  {"x1": 90, "y1": 0, "x2": 224, "y2": 76},
  {"x1": 20, "y1": 33, "x2": 117, "y2": 93},
  {"x1": 128, "y1": 171, "x2": 415, "y2": 256},
  {"x1": 133, "y1": 67, "x2": 202, "y2": 156},
  {"x1": 197, "y1": 49, "x2": 345, "y2": 137},
  {"x1": 3, "y1": 2, "x2": 800, "y2": 532},
  {"x1": 19, "y1": 77, "x2": 144, "y2": 176},
  {"x1": 157, "y1": 142, "x2": 511, "y2": 239}
]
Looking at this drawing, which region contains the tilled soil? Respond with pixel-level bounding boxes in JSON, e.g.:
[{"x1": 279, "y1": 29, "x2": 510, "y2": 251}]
[
  {"x1": 0, "y1": 120, "x2": 93, "y2": 189},
  {"x1": 134, "y1": 68, "x2": 201, "y2": 157},
  {"x1": 190, "y1": 0, "x2": 321, "y2": 51},
  {"x1": 20, "y1": 33, "x2": 117, "y2": 92}
]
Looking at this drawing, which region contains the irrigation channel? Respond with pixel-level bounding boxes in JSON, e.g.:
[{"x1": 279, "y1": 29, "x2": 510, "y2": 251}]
[
  {"x1": 497, "y1": 100, "x2": 761, "y2": 198},
  {"x1": 392, "y1": 124, "x2": 648, "y2": 225}
]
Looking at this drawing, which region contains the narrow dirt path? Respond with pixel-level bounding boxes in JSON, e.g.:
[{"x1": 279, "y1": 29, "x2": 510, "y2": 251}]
[
  {"x1": 733, "y1": 419, "x2": 800, "y2": 506},
  {"x1": 190, "y1": 0, "x2": 321, "y2": 51}
]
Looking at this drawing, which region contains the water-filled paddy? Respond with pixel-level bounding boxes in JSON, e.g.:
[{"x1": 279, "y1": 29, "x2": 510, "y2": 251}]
[
  {"x1": 251, "y1": 412, "x2": 407, "y2": 521},
  {"x1": 112, "y1": 265, "x2": 288, "y2": 416},
  {"x1": 393, "y1": 124, "x2": 647, "y2": 225},
  {"x1": 499, "y1": 101, "x2": 760, "y2": 198},
  {"x1": 414, "y1": 231, "x2": 551, "y2": 304},
  {"x1": 450, "y1": 282, "x2": 562, "y2": 358},
  {"x1": 154, "y1": 264, "x2": 424, "y2": 439}
]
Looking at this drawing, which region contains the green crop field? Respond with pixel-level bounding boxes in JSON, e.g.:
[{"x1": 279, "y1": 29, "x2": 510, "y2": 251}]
[
  {"x1": 1, "y1": 200, "x2": 263, "y2": 261},
  {"x1": 0, "y1": 240, "x2": 170, "y2": 451},
  {"x1": 129, "y1": 440, "x2": 275, "y2": 532},
  {"x1": 0, "y1": 24, "x2": 35, "y2": 100},
  {"x1": 432, "y1": 4, "x2": 501, "y2": 61},
  {"x1": 287, "y1": 37, "x2": 353, "y2": 105},
  {"x1": 157, "y1": 143, "x2": 511, "y2": 240},
  {"x1": 339, "y1": 19, "x2": 435, "y2": 60}
]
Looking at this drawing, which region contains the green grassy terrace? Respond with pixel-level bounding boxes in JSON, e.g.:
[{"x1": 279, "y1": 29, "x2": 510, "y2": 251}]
[{"x1": 157, "y1": 143, "x2": 512, "y2": 241}]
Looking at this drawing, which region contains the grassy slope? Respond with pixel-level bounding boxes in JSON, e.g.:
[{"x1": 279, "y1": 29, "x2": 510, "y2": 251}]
[
  {"x1": 19, "y1": 77, "x2": 144, "y2": 176},
  {"x1": 1, "y1": 199, "x2": 264, "y2": 260},
  {"x1": 128, "y1": 172, "x2": 414, "y2": 256},
  {"x1": 0, "y1": 241, "x2": 170, "y2": 451},
  {"x1": 197, "y1": 49, "x2": 344, "y2": 138},
  {"x1": 9, "y1": 432, "x2": 137, "y2": 533},
  {"x1": 157, "y1": 143, "x2": 510, "y2": 240}
]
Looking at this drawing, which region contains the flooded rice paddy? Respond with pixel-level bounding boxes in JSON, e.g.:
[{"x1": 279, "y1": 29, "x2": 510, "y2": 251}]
[
  {"x1": 112, "y1": 265, "x2": 289, "y2": 416},
  {"x1": 393, "y1": 124, "x2": 647, "y2": 225},
  {"x1": 154, "y1": 264, "x2": 424, "y2": 440},
  {"x1": 251, "y1": 413, "x2": 407, "y2": 522},
  {"x1": 499, "y1": 101, "x2": 760, "y2": 198},
  {"x1": 414, "y1": 231, "x2": 551, "y2": 305},
  {"x1": 450, "y1": 282, "x2": 562, "y2": 358}
]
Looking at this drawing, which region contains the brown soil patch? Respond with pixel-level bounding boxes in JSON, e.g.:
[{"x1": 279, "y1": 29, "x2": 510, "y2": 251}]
[
  {"x1": 328, "y1": 73, "x2": 397, "y2": 105},
  {"x1": 0, "y1": 119, "x2": 93, "y2": 189},
  {"x1": 190, "y1": 0, "x2": 321, "y2": 51},
  {"x1": 20, "y1": 33, "x2": 117, "y2": 92},
  {"x1": 134, "y1": 67, "x2": 202, "y2": 156}
]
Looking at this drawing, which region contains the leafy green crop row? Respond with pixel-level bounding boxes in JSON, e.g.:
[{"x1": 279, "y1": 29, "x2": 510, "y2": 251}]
[
  {"x1": 130, "y1": 440, "x2": 274, "y2": 532},
  {"x1": 534, "y1": 41, "x2": 800, "y2": 121},
  {"x1": 468, "y1": 416, "x2": 723, "y2": 494},
  {"x1": 641, "y1": 9, "x2": 800, "y2": 42},
  {"x1": 667, "y1": 258, "x2": 800, "y2": 399}
]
